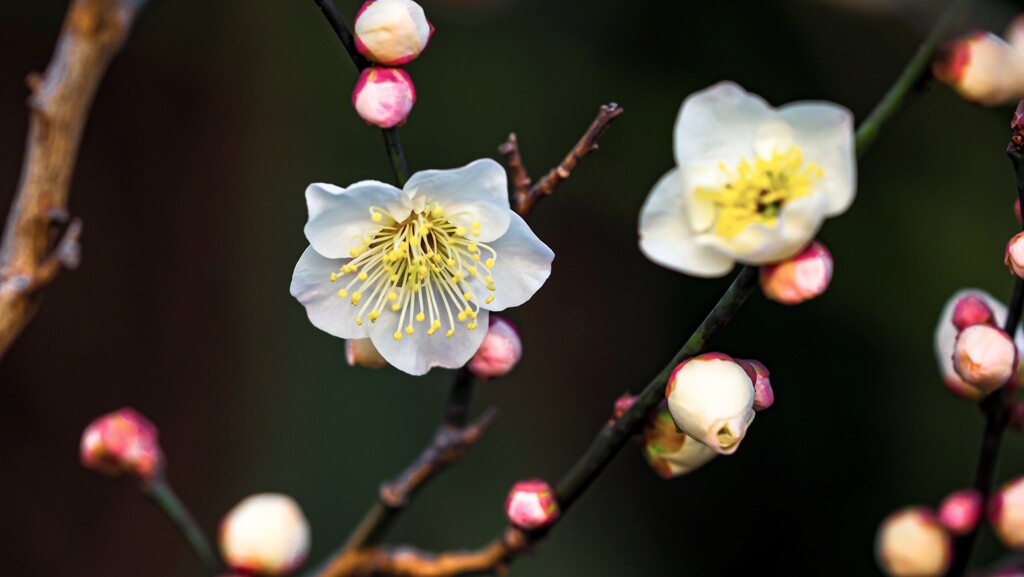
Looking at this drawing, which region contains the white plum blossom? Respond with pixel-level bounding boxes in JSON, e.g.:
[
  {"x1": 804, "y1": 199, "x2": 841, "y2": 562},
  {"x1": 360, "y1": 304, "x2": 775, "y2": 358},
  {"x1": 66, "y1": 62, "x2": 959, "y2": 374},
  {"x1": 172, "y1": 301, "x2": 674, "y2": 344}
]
[
  {"x1": 639, "y1": 82, "x2": 856, "y2": 277},
  {"x1": 291, "y1": 159, "x2": 554, "y2": 376}
]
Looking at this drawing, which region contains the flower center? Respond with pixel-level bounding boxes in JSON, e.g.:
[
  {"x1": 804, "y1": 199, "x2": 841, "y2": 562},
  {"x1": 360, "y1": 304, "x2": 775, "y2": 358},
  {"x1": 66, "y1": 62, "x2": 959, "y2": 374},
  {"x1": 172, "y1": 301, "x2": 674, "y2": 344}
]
[
  {"x1": 330, "y1": 202, "x2": 497, "y2": 341},
  {"x1": 695, "y1": 146, "x2": 823, "y2": 239}
]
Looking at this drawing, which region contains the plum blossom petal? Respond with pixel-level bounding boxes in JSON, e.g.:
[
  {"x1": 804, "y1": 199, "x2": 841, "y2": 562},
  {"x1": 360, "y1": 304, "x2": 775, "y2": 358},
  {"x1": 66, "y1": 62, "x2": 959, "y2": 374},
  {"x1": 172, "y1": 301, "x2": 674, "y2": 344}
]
[{"x1": 404, "y1": 159, "x2": 512, "y2": 242}]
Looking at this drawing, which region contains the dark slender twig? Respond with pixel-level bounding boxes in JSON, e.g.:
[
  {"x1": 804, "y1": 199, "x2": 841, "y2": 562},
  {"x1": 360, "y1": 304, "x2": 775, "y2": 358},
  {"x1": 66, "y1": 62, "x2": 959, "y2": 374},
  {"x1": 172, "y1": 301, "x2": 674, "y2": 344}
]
[
  {"x1": 946, "y1": 145, "x2": 1024, "y2": 577},
  {"x1": 0, "y1": 0, "x2": 147, "y2": 359},
  {"x1": 499, "y1": 104, "x2": 623, "y2": 218},
  {"x1": 144, "y1": 476, "x2": 223, "y2": 576}
]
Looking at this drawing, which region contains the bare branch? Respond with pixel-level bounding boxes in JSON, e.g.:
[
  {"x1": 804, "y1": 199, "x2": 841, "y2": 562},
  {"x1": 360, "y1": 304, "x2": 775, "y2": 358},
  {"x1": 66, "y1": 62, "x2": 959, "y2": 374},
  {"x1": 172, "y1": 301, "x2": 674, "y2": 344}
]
[{"x1": 0, "y1": 0, "x2": 146, "y2": 358}]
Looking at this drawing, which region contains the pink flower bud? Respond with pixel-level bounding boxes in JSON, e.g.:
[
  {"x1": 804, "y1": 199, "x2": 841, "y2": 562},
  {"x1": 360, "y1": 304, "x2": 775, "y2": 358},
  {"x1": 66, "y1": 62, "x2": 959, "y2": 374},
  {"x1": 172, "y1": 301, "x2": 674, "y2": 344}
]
[
  {"x1": 991, "y1": 477, "x2": 1024, "y2": 549},
  {"x1": 80, "y1": 408, "x2": 163, "y2": 481},
  {"x1": 953, "y1": 324, "x2": 1018, "y2": 393},
  {"x1": 505, "y1": 479, "x2": 559, "y2": 531},
  {"x1": 642, "y1": 404, "x2": 717, "y2": 478},
  {"x1": 875, "y1": 507, "x2": 951, "y2": 577},
  {"x1": 938, "y1": 489, "x2": 983, "y2": 535},
  {"x1": 665, "y1": 352, "x2": 755, "y2": 455},
  {"x1": 1008, "y1": 232, "x2": 1024, "y2": 278},
  {"x1": 346, "y1": 338, "x2": 388, "y2": 369},
  {"x1": 354, "y1": 0, "x2": 433, "y2": 66},
  {"x1": 759, "y1": 241, "x2": 833, "y2": 305},
  {"x1": 934, "y1": 32, "x2": 1024, "y2": 106},
  {"x1": 220, "y1": 494, "x2": 310, "y2": 575},
  {"x1": 1015, "y1": 198, "x2": 1022, "y2": 225},
  {"x1": 352, "y1": 67, "x2": 416, "y2": 129},
  {"x1": 736, "y1": 359, "x2": 773, "y2": 411},
  {"x1": 467, "y1": 316, "x2": 522, "y2": 380},
  {"x1": 608, "y1": 393, "x2": 637, "y2": 426},
  {"x1": 952, "y1": 295, "x2": 995, "y2": 330}
]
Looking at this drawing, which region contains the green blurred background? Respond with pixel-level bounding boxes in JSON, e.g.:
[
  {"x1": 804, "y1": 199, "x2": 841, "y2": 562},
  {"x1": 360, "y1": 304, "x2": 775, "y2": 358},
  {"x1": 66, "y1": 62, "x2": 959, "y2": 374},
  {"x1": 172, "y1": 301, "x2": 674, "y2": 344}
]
[{"x1": 3, "y1": 0, "x2": 1024, "y2": 575}]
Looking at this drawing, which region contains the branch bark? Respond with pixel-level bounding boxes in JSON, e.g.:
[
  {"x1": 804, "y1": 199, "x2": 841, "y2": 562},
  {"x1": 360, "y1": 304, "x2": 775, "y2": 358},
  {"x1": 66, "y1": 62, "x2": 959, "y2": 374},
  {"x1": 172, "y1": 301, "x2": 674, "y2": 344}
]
[
  {"x1": 0, "y1": 0, "x2": 146, "y2": 359},
  {"x1": 500, "y1": 103, "x2": 623, "y2": 218}
]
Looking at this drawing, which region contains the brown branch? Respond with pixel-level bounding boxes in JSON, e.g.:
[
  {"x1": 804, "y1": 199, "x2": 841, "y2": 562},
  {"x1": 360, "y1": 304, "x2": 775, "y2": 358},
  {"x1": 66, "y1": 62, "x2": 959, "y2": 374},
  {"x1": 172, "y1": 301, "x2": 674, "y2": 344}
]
[
  {"x1": 0, "y1": 0, "x2": 144, "y2": 359},
  {"x1": 500, "y1": 103, "x2": 623, "y2": 219}
]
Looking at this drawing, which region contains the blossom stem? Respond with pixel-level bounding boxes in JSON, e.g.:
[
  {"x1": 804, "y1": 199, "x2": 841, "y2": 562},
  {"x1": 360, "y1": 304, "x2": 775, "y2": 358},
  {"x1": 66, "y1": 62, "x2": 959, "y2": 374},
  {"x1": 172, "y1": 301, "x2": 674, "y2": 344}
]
[
  {"x1": 143, "y1": 476, "x2": 223, "y2": 576},
  {"x1": 946, "y1": 148, "x2": 1024, "y2": 577},
  {"x1": 854, "y1": 0, "x2": 971, "y2": 156},
  {"x1": 312, "y1": 0, "x2": 412, "y2": 187},
  {"x1": 554, "y1": 265, "x2": 759, "y2": 509}
]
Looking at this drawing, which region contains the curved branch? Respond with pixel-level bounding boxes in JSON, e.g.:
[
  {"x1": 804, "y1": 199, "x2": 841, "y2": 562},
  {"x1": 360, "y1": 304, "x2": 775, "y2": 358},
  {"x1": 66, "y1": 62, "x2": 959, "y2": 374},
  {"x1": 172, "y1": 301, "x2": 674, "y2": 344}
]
[{"x1": 0, "y1": 0, "x2": 147, "y2": 359}]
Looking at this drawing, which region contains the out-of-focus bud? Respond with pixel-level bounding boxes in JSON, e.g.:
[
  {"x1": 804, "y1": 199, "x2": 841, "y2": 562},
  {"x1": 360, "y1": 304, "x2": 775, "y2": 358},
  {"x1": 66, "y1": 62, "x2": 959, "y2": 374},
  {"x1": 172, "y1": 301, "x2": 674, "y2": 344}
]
[
  {"x1": 759, "y1": 241, "x2": 833, "y2": 305},
  {"x1": 1008, "y1": 232, "x2": 1024, "y2": 278},
  {"x1": 80, "y1": 408, "x2": 163, "y2": 481},
  {"x1": 354, "y1": 0, "x2": 433, "y2": 66},
  {"x1": 952, "y1": 295, "x2": 995, "y2": 331},
  {"x1": 938, "y1": 489, "x2": 983, "y2": 535},
  {"x1": 1014, "y1": 101, "x2": 1024, "y2": 153},
  {"x1": 991, "y1": 477, "x2": 1024, "y2": 549},
  {"x1": 220, "y1": 494, "x2": 310, "y2": 575},
  {"x1": 467, "y1": 316, "x2": 522, "y2": 380},
  {"x1": 875, "y1": 507, "x2": 951, "y2": 577},
  {"x1": 936, "y1": 289, "x2": 1024, "y2": 400},
  {"x1": 346, "y1": 338, "x2": 387, "y2": 368},
  {"x1": 953, "y1": 324, "x2": 1018, "y2": 393},
  {"x1": 736, "y1": 359, "x2": 773, "y2": 411},
  {"x1": 608, "y1": 392, "x2": 637, "y2": 426},
  {"x1": 1016, "y1": 197, "x2": 1022, "y2": 225},
  {"x1": 665, "y1": 352, "x2": 755, "y2": 455},
  {"x1": 352, "y1": 67, "x2": 416, "y2": 129},
  {"x1": 934, "y1": 32, "x2": 1024, "y2": 106},
  {"x1": 505, "y1": 479, "x2": 559, "y2": 531},
  {"x1": 642, "y1": 403, "x2": 717, "y2": 478}
]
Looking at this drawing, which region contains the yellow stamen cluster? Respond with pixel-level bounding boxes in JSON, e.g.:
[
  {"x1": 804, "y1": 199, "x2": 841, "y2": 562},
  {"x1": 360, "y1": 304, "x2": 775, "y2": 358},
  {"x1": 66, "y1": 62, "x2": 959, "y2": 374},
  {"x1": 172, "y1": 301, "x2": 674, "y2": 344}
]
[
  {"x1": 332, "y1": 203, "x2": 498, "y2": 340},
  {"x1": 695, "y1": 146, "x2": 823, "y2": 239}
]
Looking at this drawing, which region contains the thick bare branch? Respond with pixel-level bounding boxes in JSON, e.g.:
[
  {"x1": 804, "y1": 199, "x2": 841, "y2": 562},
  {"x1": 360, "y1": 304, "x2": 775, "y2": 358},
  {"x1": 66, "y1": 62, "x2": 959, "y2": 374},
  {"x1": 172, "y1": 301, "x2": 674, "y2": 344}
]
[{"x1": 0, "y1": 0, "x2": 145, "y2": 358}]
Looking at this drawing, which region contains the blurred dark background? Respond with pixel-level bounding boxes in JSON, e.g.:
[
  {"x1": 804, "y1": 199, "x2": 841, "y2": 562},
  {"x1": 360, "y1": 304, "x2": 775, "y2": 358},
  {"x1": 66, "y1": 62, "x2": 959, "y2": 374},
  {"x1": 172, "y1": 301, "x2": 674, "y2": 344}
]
[{"x1": 2, "y1": 0, "x2": 1024, "y2": 575}]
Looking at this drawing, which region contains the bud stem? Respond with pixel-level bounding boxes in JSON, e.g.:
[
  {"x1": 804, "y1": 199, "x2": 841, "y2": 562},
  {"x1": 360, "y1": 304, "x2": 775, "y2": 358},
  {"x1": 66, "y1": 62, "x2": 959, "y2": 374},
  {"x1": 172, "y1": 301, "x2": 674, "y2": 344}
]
[{"x1": 144, "y1": 476, "x2": 223, "y2": 576}]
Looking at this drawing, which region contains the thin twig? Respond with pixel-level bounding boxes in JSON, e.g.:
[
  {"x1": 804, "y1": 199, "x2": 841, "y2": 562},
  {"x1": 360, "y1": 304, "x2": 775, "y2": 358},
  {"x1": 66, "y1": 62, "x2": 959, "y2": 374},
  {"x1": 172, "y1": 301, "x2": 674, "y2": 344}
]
[
  {"x1": 501, "y1": 103, "x2": 623, "y2": 218},
  {"x1": 945, "y1": 143, "x2": 1024, "y2": 577},
  {"x1": 144, "y1": 476, "x2": 223, "y2": 576},
  {"x1": 0, "y1": 0, "x2": 146, "y2": 359}
]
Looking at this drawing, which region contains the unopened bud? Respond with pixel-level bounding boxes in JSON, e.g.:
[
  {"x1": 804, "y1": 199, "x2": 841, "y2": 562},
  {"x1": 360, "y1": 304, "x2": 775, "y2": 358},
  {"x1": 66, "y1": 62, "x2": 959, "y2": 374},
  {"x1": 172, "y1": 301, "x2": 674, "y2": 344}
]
[
  {"x1": 642, "y1": 403, "x2": 717, "y2": 478},
  {"x1": 608, "y1": 393, "x2": 637, "y2": 426},
  {"x1": 352, "y1": 67, "x2": 416, "y2": 129},
  {"x1": 1015, "y1": 198, "x2": 1022, "y2": 225},
  {"x1": 938, "y1": 489, "x2": 983, "y2": 535},
  {"x1": 354, "y1": 0, "x2": 433, "y2": 66},
  {"x1": 505, "y1": 479, "x2": 559, "y2": 531},
  {"x1": 665, "y1": 352, "x2": 755, "y2": 455},
  {"x1": 991, "y1": 477, "x2": 1024, "y2": 549},
  {"x1": 934, "y1": 32, "x2": 1024, "y2": 106},
  {"x1": 875, "y1": 507, "x2": 951, "y2": 577},
  {"x1": 80, "y1": 408, "x2": 163, "y2": 481},
  {"x1": 759, "y1": 241, "x2": 833, "y2": 305},
  {"x1": 934, "y1": 290, "x2": 1021, "y2": 400},
  {"x1": 346, "y1": 338, "x2": 387, "y2": 368},
  {"x1": 952, "y1": 295, "x2": 995, "y2": 330},
  {"x1": 220, "y1": 494, "x2": 310, "y2": 575},
  {"x1": 1008, "y1": 232, "x2": 1024, "y2": 278},
  {"x1": 953, "y1": 324, "x2": 1018, "y2": 393},
  {"x1": 467, "y1": 316, "x2": 522, "y2": 380},
  {"x1": 737, "y1": 359, "x2": 773, "y2": 411}
]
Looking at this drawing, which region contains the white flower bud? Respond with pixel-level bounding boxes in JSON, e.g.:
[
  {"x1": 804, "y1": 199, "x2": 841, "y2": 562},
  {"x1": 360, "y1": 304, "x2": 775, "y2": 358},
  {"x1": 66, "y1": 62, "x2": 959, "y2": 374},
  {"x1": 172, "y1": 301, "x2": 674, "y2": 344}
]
[
  {"x1": 665, "y1": 352, "x2": 755, "y2": 455},
  {"x1": 952, "y1": 324, "x2": 1018, "y2": 393},
  {"x1": 354, "y1": 0, "x2": 433, "y2": 66},
  {"x1": 220, "y1": 494, "x2": 310, "y2": 575},
  {"x1": 352, "y1": 67, "x2": 416, "y2": 129},
  {"x1": 1007, "y1": 232, "x2": 1024, "y2": 278},
  {"x1": 934, "y1": 32, "x2": 1024, "y2": 106},
  {"x1": 875, "y1": 507, "x2": 951, "y2": 577},
  {"x1": 643, "y1": 404, "x2": 717, "y2": 478},
  {"x1": 346, "y1": 338, "x2": 387, "y2": 369},
  {"x1": 991, "y1": 477, "x2": 1024, "y2": 549}
]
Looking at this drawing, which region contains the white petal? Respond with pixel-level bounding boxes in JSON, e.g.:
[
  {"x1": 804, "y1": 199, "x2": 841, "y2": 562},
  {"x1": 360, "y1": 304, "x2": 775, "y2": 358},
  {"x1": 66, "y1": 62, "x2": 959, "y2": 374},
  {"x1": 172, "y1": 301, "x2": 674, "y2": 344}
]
[
  {"x1": 695, "y1": 194, "x2": 827, "y2": 264},
  {"x1": 753, "y1": 119, "x2": 796, "y2": 158},
  {"x1": 638, "y1": 169, "x2": 735, "y2": 278},
  {"x1": 304, "y1": 181, "x2": 407, "y2": 259},
  {"x1": 290, "y1": 247, "x2": 367, "y2": 339},
  {"x1": 471, "y1": 212, "x2": 554, "y2": 311},
  {"x1": 366, "y1": 298, "x2": 489, "y2": 376},
  {"x1": 674, "y1": 81, "x2": 775, "y2": 170},
  {"x1": 779, "y1": 102, "x2": 857, "y2": 216},
  {"x1": 404, "y1": 159, "x2": 512, "y2": 242}
]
